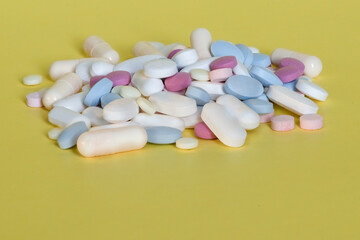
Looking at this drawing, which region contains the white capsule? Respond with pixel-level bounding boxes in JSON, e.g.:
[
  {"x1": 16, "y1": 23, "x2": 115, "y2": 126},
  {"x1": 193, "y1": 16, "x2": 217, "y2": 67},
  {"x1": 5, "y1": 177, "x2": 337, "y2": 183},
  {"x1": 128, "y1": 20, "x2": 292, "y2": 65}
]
[
  {"x1": 84, "y1": 36, "x2": 119, "y2": 64},
  {"x1": 103, "y1": 98, "x2": 139, "y2": 123},
  {"x1": 295, "y1": 79, "x2": 328, "y2": 101},
  {"x1": 133, "y1": 113, "x2": 185, "y2": 131},
  {"x1": 23, "y1": 75, "x2": 42, "y2": 86},
  {"x1": 48, "y1": 107, "x2": 91, "y2": 128},
  {"x1": 82, "y1": 107, "x2": 109, "y2": 126},
  {"x1": 133, "y1": 41, "x2": 164, "y2": 57},
  {"x1": 180, "y1": 57, "x2": 219, "y2": 73},
  {"x1": 143, "y1": 58, "x2": 178, "y2": 78},
  {"x1": 190, "y1": 28, "x2": 212, "y2": 59},
  {"x1": 90, "y1": 61, "x2": 114, "y2": 76},
  {"x1": 131, "y1": 70, "x2": 164, "y2": 96},
  {"x1": 113, "y1": 55, "x2": 165, "y2": 75},
  {"x1": 190, "y1": 81, "x2": 225, "y2": 100},
  {"x1": 53, "y1": 92, "x2": 86, "y2": 112},
  {"x1": 171, "y1": 49, "x2": 199, "y2": 69}
]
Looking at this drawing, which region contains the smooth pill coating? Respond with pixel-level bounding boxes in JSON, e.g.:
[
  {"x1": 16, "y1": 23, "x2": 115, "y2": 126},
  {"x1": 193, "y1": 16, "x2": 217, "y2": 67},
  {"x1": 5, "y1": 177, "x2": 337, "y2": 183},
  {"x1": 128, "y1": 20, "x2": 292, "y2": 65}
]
[
  {"x1": 297, "y1": 75, "x2": 312, "y2": 82},
  {"x1": 82, "y1": 84, "x2": 90, "y2": 93},
  {"x1": 295, "y1": 79, "x2": 328, "y2": 101},
  {"x1": 113, "y1": 55, "x2": 165, "y2": 75},
  {"x1": 271, "y1": 115, "x2": 295, "y2": 131},
  {"x1": 84, "y1": 78, "x2": 113, "y2": 107},
  {"x1": 266, "y1": 85, "x2": 318, "y2": 115},
  {"x1": 279, "y1": 58, "x2": 305, "y2": 75},
  {"x1": 48, "y1": 107, "x2": 91, "y2": 128},
  {"x1": 75, "y1": 60, "x2": 99, "y2": 83},
  {"x1": 23, "y1": 75, "x2": 42, "y2": 85},
  {"x1": 136, "y1": 97, "x2": 157, "y2": 114},
  {"x1": 176, "y1": 137, "x2": 198, "y2": 149},
  {"x1": 209, "y1": 68, "x2": 233, "y2": 82},
  {"x1": 233, "y1": 62, "x2": 250, "y2": 76},
  {"x1": 164, "y1": 72, "x2": 192, "y2": 92},
  {"x1": 259, "y1": 111, "x2": 275, "y2": 123},
  {"x1": 171, "y1": 49, "x2": 199, "y2": 69},
  {"x1": 210, "y1": 40, "x2": 244, "y2": 63},
  {"x1": 168, "y1": 49, "x2": 182, "y2": 59},
  {"x1": 160, "y1": 43, "x2": 187, "y2": 57},
  {"x1": 300, "y1": 114, "x2": 323, "y2": 130},
  {"x1": 224, "y1": 75, "x2": 263, "y2": 100},
  {"x1": 249, "y1": 66, "x2": 283, "y2": 87},
  {"x1": 190, "y1": 81, "x2": 225, "y2": 100},
  {"x1": 82, "y1": 107, "x2": 109, "y2": 126},
  {"x1": 90, "y1": 61, "x2": 114, "y2": 76},
  {"x1": 57, "y1": 121, "x2": 88, "y2": 149},
  {"x1": 256, "y1": 93, "x2": 269, "y2": 102},
  {"x1": 48, "y1": 128, "x2": 63, "y2": 140},
  {"x1": 143, "y1": 59, "x2": 178, "y2": 78},
  {"x1": 149, "y1": 41, "x2": 165, "y2": 50},
  {"x1": 149, "y1": 92, "x2": 197, "y2": 117},
  {"x1": 248, "y1": 47, "x2": 260, "y2": 54},
  {"x1": 133, "y1": 41, "x2": 164, "y2": 57},
  {"x1": 146, "y1": 126, "x2": 182, "y2": 144},
  {"x1": 89, "y1": 122, "x2": 138, "y2": 132},
  {"x1": 252, "y1": 53, "x2": 271, "y2": 67},
  {"x1": 106, "y1": 71, "x2": 131, "y2": 86},
  {"x1": 180, "y1": 57, "x2": 219, "y2": 73},
  {"x1": 84, "y1": 36, "x2": 119, "y2": 64},
  {"x1": 190, "y1": 69, "x2": 210, "y2": 81},
  {"x1": 185, "y1": 86, "x2": 211, "y2": 106},
  {"x1": 236, "y1": 44, "x2": 254, "y2": 67},
  {"x1": 190, "y1": 28, "x2": 212, "y2": 59},
  {"x1": 243, "y1": 99, "x2": 274, "y2": 114},
  {"x1": 53, "y1": 92, "x2": 86, "y2": 112},
  {"x1": 77, "y1": 126, "x2": 147, "y2": 157},
  {"x1": 201, "y1": 102, "x2": 247, "y2": 147},
  {"x1": 194, "y1": 122, "x2": 217, "y2": 139},
  {"x1": 118, "y1": 86, "x2": 141, "y2": 98},
  {"x1": 275, "y1": 65, "x2": 302, "y2": 83},
  {"x1": 131, "y1": 71, "x2": 164, "y2": 96},
  {"x1": 133, "y1": 113, "x2": 185, "y2": 131},
  {"x1": 283, "y1": 80, "x2": 298, "y2": 91},
  {"x1": 26, "y1": 88, "x2": 47, "y2": 107},
  {"x1": 210, "y1": 56, "x2": 237, "y2": 70},
  {"x1": 89, "y1": 75, "x2": 106, "y2": 87},
  {"x1": 181, "y1": 106, "x2": 202, "y2": 128},
  {"x1": 103, "y1": 98, "x2": 139, "y2": 123},
  {"x1": 100, "y1": 93, "x2": 122, "y2": 108}
]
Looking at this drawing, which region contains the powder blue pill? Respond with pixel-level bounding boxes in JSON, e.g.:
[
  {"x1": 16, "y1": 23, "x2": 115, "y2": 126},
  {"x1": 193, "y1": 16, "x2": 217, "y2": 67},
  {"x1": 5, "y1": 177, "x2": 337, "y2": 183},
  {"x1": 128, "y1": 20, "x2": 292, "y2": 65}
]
[
  {"x1": 224, "y1": 75, "x2": 264, "y2": 100},
  {"x1": 210, "y1": 40, "x2": 244, "y2": 63},
  {"x1": 256, "y1": 93, "x2": 269, "y2": 102},
  {"x1": 283, "y1": 79, "x2": 298, "y2": 91},
  {"x1": 249, "y1": 66, "x2": 283, "y2": 87},
  {"x1": 236, "y1": 44, "x2": 254, "y2": 68},
  {"x1": 57, "y1": 121, "x2": 88, "y2": 149},
  {"x1": 243, "y1": 99, "x2": 274, "y2": 114},
  {"x1": 146, "y1": 126, "x2": 182, "y2": 144},
  {"x1": 84, "y1": 78, "x2": 113, "y2": 107},
  {"x1": 252, "y1": 53, "x2": 271, "y2": 67},
  {"x1": 185, "y1": 86, "x2": 211, "y2": 106},
  {"x1": 100, "y1": 93, "x2": 121, "y2": 108}
]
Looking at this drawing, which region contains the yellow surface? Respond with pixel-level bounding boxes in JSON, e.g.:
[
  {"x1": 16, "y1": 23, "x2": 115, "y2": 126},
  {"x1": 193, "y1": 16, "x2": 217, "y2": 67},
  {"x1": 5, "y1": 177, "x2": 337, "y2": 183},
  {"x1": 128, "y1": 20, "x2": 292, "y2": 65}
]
[{"x1": 0, "y1": 0, "x2": 359, "y2": 239}]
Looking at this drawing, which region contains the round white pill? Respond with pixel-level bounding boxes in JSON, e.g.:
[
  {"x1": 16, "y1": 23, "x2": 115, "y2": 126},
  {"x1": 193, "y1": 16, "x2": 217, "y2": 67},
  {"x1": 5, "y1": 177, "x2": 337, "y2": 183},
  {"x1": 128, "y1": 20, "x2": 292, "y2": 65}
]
[
  {"x1": 119, "y1": 86, "x2": 141, "y2": 98},
  {"x1": 23, "y1": 75, "x2": 42, "y2": 85},
  {"x1": 90, "y1": 61, "x2": 114, "y2": 76},
  {"x1": 176, "y1": 137, "x2": 198, "y2": 150},
  {"x1": 136, "y1": 97, "x2": 157, "y2": 114},
  {"x1": 190, "y1": 69, "x2": 210, "y2": 81},
  {"x1": 48, "y1": 128, "x2": 63, "y2": 140},
  {"x1": 143, "y1": 59, "x2": 178, "y2": 78},
  {"x1": 171, "y1": 49, "x2": 199, "y2": 69}
]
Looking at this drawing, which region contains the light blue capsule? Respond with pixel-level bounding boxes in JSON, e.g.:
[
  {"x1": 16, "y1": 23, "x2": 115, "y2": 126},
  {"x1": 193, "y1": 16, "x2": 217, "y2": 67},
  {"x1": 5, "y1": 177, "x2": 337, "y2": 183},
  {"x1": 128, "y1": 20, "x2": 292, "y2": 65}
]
[
  {"x1": 243, "y1": 99, "x2": 274, "y2": 114},
  {"x1": 252, "y1": 53, "x2": 271, "y2": 67},
  {"x1": 210, "y1": 40, "x2": 244, "y2": 63},
  {"x1": 185, "y1": 86, "x2": 211, "y2": 106},
  {"x1": 57, "y1": 121, "x2": 88, "y2": 149},
  {"x1": 146, "y1": 126, "x2": 182, "y2": 144},
  {"x1": 224, "y1": 75, "x2": 263, "y2": 100},
  {"x1": 84, "y1": 78, "x2": 113, "y2": 107},
  {"x1": 283, "y1": 80, "x2": 298, "y2": 91},
  {"x1": 249, "y1": 66, "x2": 283, "y2": 87},
  {"x1": 236, "y1": 44, "x2": 254, "y2": 68},
  {"x1": 100, "y1": 93, "x2": 121, "y2": 108}
]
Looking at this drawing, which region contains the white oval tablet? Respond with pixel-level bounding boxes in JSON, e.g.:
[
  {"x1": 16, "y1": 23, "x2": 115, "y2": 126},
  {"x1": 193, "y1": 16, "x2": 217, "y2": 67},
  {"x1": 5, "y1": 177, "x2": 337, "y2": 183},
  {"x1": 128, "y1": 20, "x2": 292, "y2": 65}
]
[
  {"x1": 53, "y1": 92, "x2": 87, "y2": 113},
  {"x1": 133, "y1": 113, "x2": 185, "y2": 131},
  {"x1": 82, "y1": 107, "x2": 109, "y2": 126},
  {"x1": 90, "y1": 61, "x2": 114, "y2": 76},
  {"x1": 295, "y1": 79, "x2": 328, "y2": 101},
  {"x1": 171, "y1": 49, "x2": 199, "y2": 69},
  {"x1": 131, "y1": 70, "x2": 164, "y2": 96},
  {"x1": 176, "y1": 137, "x2": 199, "y2": 150},
  {"x1": 23, "y1": 75, "x2": 42, "y2": 85},
  {"x1": 143, "y1": 59, "x2": 178, "y2": 78},
  {"x1": 103, "y1": 98, "x2": 139, "y2": 123},
  {"x1": 48, "y1": 107, "x2": 91, "y2": 128}
]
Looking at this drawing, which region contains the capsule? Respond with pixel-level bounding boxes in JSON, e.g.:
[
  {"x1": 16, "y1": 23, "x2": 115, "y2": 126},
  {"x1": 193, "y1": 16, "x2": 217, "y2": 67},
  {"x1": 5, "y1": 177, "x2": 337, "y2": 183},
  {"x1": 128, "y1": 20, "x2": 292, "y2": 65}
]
[
  {"x1": 77, "y1": 126, "x2": 148, "y2": 157},
  {"x1": 133, "y1": 41, "x2": 164, "y2": 57},
  {"x1": 83, "y1": 36, "x2": 119, "y2": 64},
  {"x1": 42, "y1": 73, "x2": 82, "y2": 109},
  {"x1": 271, "y1": 48, "x2": 322, "y2": 77},
  {"x1": 190, "y1": 28, "x2": 212, "y2": 59}
]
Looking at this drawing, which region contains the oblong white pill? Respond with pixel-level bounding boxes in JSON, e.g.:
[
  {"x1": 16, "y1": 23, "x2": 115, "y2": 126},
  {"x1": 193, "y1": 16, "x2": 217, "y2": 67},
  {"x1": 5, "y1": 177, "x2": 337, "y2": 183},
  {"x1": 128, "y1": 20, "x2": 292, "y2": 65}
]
[
  {"x1": 48, "y1": 128, "x2": 63, "y2": 140},
  {"x1": 131, "y1": 70, "x2": 164, "y2": 96},
  {"x1": 90, "y1": 61, "x2": 114, "y2": 76},
  {"x1": 190, "y1": 28, "x2": 212, "y2": 59},
  {"x1": 180, "y1": 57, "x2": 219, "y2": 73},
  {"x1": 181, "y1": 106, "x2": 202, "y2": 128},
  {"x1": 143, "y1": 59, "x2": 178, "y2": 78},
  {"x1": 89, "y1": 121, "x2": 138, "y2": 132},
  {"x1": 133, "y1": 113, "x2": 185, "y2": 131},
  {"x1": 190, "y1": 69, "x2": 210, "y2": 81},
  {"x1": 48, "y1": 107, "x2": 91, "y2": 128},
  {"x1": 171, "y1": 49, "x2": 199, "y2": 69},
  {"x1": 103, "y1": 98, "x2": 139, "y2": 123},
  {"x1": 266, "y1": 85, "x2": 319, "y2": 115},
  {"x1": 176, "y1": 137, "x2": 199, "y2": 150},
  {"x1": 53, "y1": 92, "x2": 86, "y2": 113},
  {"x1": 201, "y1": 102, "x2": 247, "y2": 147},
  {"x1": 149, "y1": 91, "x2": 197, "y2": 117},
  {"x1": 113, "y1": 55, "x2": 166, "y2": 75},
  {"x1": 136, "y1": 97, "x2": 157, "y2": 114},
  {"x1": 295, "y1": 79, "x2": 328, "y2": 101},
  {"x1": 190, "y1": 81, "x2": 225, "y2": 100},
  {"x1": 23, "y1": 75, "x2": 42, "y2": 85},
  {"x1": 77, "y1": 126, "x2": 147, "y2": 157},
  {"x1": 82, "y1": 107, "x2": 109, "y2": 126}
]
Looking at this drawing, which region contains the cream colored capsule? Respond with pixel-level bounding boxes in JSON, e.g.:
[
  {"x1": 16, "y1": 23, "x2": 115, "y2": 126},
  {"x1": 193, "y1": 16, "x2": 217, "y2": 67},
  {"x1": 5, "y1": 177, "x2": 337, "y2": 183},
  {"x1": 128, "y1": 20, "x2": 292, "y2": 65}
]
[
  {"x1": 133, "y1": 41, "x2": 164, "y2": 57},
  {"x1": 190, "y1": 28, "x2": 212, "y2": 59},
  {"x1": 77, "y1": 126, "x2": 148, "y2": 157},
  {"x1": 42, "y1": 73, "x2": 82, "y2": 109},
  {"x1": 83, "y1": 36, "x2": 119, "y2": 64}
]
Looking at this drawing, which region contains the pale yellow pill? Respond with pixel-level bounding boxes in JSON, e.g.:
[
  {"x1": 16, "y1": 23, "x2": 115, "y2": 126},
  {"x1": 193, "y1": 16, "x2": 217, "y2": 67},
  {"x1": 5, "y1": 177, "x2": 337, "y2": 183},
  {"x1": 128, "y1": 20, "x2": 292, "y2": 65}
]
[
  {"x1": 176, "y1": 137, "x2": 198, "y2": 150},
  {"x1": 23, "y1": 75, "x2": 42, "y2": 85},
  {"x1": 48, "y1": 128, "x2": 63, "y2": 140},
  {"x1": 119, "y1": 86, "x2": 141, "y2": 98},
  {"x1": 111, "y1": 86, "x2": 122, "y2": 95},
  {"x1": 136, "y1": 97, "x2": 157, "y2": 114},
  {"x1": 190, "y1": 69, "x2": 210, "y2": 81}
]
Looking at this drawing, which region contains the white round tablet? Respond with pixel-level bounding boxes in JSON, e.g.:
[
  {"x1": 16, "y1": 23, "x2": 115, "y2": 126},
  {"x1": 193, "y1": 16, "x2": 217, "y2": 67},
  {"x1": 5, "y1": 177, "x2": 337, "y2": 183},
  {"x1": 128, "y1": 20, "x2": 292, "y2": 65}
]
[
  {"x1": 176, "y1": 137, "x2": 198, "y2": 149},
  {"x1": 23, "y1": 75, "x2": 42, "y2": 85},
  {"x1": 143, "y1": 59, "x2": 178, "y2": 78}
]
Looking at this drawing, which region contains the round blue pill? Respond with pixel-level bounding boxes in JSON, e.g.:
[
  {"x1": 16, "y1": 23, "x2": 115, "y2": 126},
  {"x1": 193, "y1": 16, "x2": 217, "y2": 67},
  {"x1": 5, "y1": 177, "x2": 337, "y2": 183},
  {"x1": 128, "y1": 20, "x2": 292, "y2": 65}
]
[
  {"x1": 146, "y1": 126, "x2": 182, "y2": 144},
  {"x1": 251, "y1": 53, "x2": 271, "y2": 67},
  {"x1": 210, "y1": 40, "x2": 244, "y2": 63},
  {"x1": 224, "y1": 75, "x2": 264, "y2": 100}
]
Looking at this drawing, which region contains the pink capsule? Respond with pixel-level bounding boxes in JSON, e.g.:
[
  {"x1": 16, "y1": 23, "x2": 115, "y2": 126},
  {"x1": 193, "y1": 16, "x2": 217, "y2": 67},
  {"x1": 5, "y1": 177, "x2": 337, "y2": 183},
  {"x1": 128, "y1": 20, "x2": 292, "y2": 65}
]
[{"x1": 210, "y1": 56, "x2": 237, "y2": 70}]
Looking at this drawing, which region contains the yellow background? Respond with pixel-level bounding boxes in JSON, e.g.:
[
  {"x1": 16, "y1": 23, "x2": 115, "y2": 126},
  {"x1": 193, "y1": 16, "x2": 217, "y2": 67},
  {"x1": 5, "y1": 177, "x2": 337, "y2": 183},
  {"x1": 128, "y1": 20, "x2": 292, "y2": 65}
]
[{"x1": 1, "y1": 0, "x2": 359, "y2": 239}]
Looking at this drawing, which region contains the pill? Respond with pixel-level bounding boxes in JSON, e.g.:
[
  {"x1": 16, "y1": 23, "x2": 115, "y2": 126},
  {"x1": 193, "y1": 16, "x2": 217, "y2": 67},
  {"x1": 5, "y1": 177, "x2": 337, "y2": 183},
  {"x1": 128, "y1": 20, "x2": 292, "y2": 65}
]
[
  {"x1": 48, "y1": 107, "x2": 91, "y2": 128},
  {"x1": 233, "y1": 62, "x2": 250, "y2": 76},
  {"x1": 131, "y1": 70, "x2": 164, "y2": 96},
  {"x1": 295, "y1": 79, "x2": 328, "y2": 101},
  {"x1": 75, "y1": 59, "x2": 100, "y2": 83},
  {"x1": 42, "y1": 73, "x2": 82, "y2": 109},
  {"x1": 160, "y1": 43, "x2": 187, "y2": 56},
  {"x1": 216, "y1": 94, "x2": 260, "y2": 130},
  {"x1": 48, "y1": 128, "x2": 63, "y2": 140},
  {"x1": 278, "y1": 58, "x2": 305, "y2": 75},
  {"x1": 82, "y1": 107, "x2": 109, "y2": 126},
  {"x1": 146, "y1": 126, "x2": 182, "y2": 144},
  {"x1": 113, "y1": 55, "x2": 165, "y2": 75},
  {"x1": 84, "y1": 78, "x2": 113, "y2": 107},
  {"x1": 236, "y1": 44, "x2": 254, "y2": 68},
  {"x1": 176, "y1": 137, "x2": 198, "y2": 150},
  {"x1": 274, "y1": 65, "x2": 302, "y2": 83},
  {"x1": 297, "y1": 75, "x2": 312, "y2": 82},
  {"x1": 23, "y1": 74, "x2": 42, "y2": 85},
  {"x1": 190, "y1": 28, "x2": 212, "y2": 59},
  {"x1": 136, "y1": 97, "x2": 157, "y2": 114},
  {"x1": 181, "y1": 106, "x2": 202, "y2": 128},
  {"x1": 89, "y1": 121, "x2": 138, "y2": 132},
  {"x1": 180, "y1": 57, "x2": 219, "y2": 73},
  {"x1": 82, "y1": 84, "x2": 90, "y2": 93},
  {"x1": 271, "y1": 115, "x2": 295, "y2": 131},
  {"x1": 57, "y1": 121, "x2": 88, "y2": 149},
  {"x1": 300, "y1": 114, "x2": 323, "y2": 130},
  {"x1": 133, "y1": 41, "x2": 164, "y2": 57},
  {"x1": 171, "y1": 49, "x2": 199, "y2": 69},
  {"x1": 103, "y1": 98, "x2": 139, "y2": 123},
  {"x1": 224, "y1": 75, "x2": 264, "y2": 100},
  {"x1": 77, "y1": 126, "x2": 147, "y2": 157},
  {"x1": 283, "y1": 80, "x2": 298, "y2": 91},
  {"x1": 90, "y1": 61, "x2": 114, "y2": 76},
  {"x1": 149, "y1": 91, "x2": 197, "y2": 117},
  {"x1": 266, "y1": 85, "x2": 318, "y2": 115},
  {"x1": 249, "y1": 66, "x2": 283, "y2": 87},
  {"x1": 210, "y1": 56, "x2": 237, "y2": 70},
  {"x1": 133, "y1": 113, "x2": 185, "y2": 131},
  {"x1": 190, "y1": 69, "x2": 210, "y2": 81},
  {"x1": 143, "y1": 58, "x2": 178, "y2": 78},
  {"x1": 118, "y1": 86, "x2": 141, "y2": 98},
  {"x1": 252, "y1": 53, "x2": 271, "y2": 67},
  {"x1": 110, "y1": 86, "x2": 122, "y2": 94},
  {"x1": 190, "y1": 81, "x2": 225, "y2": 100},
  {"x1": 168, "y1": 49, "x2": 182, "y2": 59},
  {"x1": 26, "y1": 88, "x2": 47, "y2": 108},
  {"x1": 106, "y1": 71, "x2": 131, "y2": 86},
  {"x1": 149, "y1": 41, "x2": 165, "y2": 50},
  {"x1": 100, "y1": 93, "x2": 122, "y2": 108},
  {"x1": 194, "y1": 121, "x2": 217, "y2": 139},
  {"x1": 256, "y1": 93, "x2": 269, "y2": 102},
  {"x1": 209, "y1": 68, "x2": 233, "y2": 82},
  {"x1": 164, "y1": 72, "x2": 192, "y2": 92},
  {"x1": 248, "y1": 47, "x2": 260, "y2": 53},
  {"x1": 84, "y1": 36, "x2": 119, "y2": 64},
  {"x1": 259, "y1": 111, "x2": 274, "y2": 123},
  {"x1": 89, "y1": 75, "x2": 105, "y2": 87},
  {"x1": 185, "y1": 86, "x2": 211, "y2": 106},
  {"x1": 53, "y1": 92, "x2": 87, "y2": 112},
  {"x1": 243, "y1": 99, "x2": 274, "y2": 114},
  {"x1": 210, "y1": 40, "x2": 244, "y2": 63}
]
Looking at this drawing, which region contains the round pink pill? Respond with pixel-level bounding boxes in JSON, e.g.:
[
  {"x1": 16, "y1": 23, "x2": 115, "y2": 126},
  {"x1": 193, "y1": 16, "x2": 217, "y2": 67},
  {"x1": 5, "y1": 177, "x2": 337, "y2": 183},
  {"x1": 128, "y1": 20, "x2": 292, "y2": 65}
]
[
  {"x1": 194, "y1": 122, "x2": 217, "y2": 139},
  {"x1": 279, "y1": 58, "x2": 305, "y2": 75},
  {"x1": 168, "y1": 49, "x2": 182, "y2": 59},
  {"x1": 210, "y1": 56, "x2": 237, "y2": 70},
  {"x1": 274, "y1": 65, "x2": 302, "y2": 83},
  {"x1": 26, "y1": 91, "x2": 44, "y2": 108},
  {"x1": 90, "y1": 75, "x2": 105, "y2": 87},
  {"x1": 300, "y1": 114, "x2": 323, "y2": 130},
  {"x1": 209, "y1": 68, "x2": 233, "y2": 82},
  {"x1": 271, "y1": 115, "x2": 295, "y2": 131},
  {"x1": 164, "y1": 72, "x2": 192, "y2": 92},
  {"x1": 106, "y1": 71, "x2": 131, "y2": 86},
  {"x1": 259, "y1": 111, "x2": 274, "y2": 123}
]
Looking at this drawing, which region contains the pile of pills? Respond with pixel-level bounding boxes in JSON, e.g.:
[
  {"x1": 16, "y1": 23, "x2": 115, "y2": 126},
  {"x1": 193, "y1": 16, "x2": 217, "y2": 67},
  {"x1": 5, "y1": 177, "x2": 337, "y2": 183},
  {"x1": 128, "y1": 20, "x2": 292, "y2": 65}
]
[{"x1": 24, "y1": 28, "x2": 328, "y2": 157}]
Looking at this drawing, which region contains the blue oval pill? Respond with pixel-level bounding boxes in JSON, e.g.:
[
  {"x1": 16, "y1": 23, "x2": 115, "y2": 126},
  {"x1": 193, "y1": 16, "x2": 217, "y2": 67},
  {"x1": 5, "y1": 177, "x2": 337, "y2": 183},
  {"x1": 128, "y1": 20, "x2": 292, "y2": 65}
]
[
  {"x1": 210, "y1": 40, "x2": 244, "y2": 63},
  {"x1": 283, "y1": 79, "x2": 298, "y2": 91},
  {"x1": 256, "y1": 93, "x2": 269, "y2": 102},
  {"x1": 100, "y1": 93, "x2": 121, "y2": 108},
  {"x1": 224, "y1": 75, "x2": 264, "y2": 100},
  {"x1": 185, "y1": 86, "x2": 211, "y2": 106},
  {"x1": 249, "y1": 66, "x2": 283, "y2": 87},
  {"x1": 146, "y1": 126, "x2": 182, "y2": 144},
  {"x1": 243, "y1": 99, "x2": 274, "y2": 114},
  {"x1": 252, "y1": 53, "x2": 271, "y2": 67},
  {"x1": 57, "y1": 121, "x2": 88, "y2": 149},
  {"x1": 84, "y1": 78, "x2": 113, "y2": 107},
  {"x1": 236, "y1": 44, "x2": 254, "y2": 68}
]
